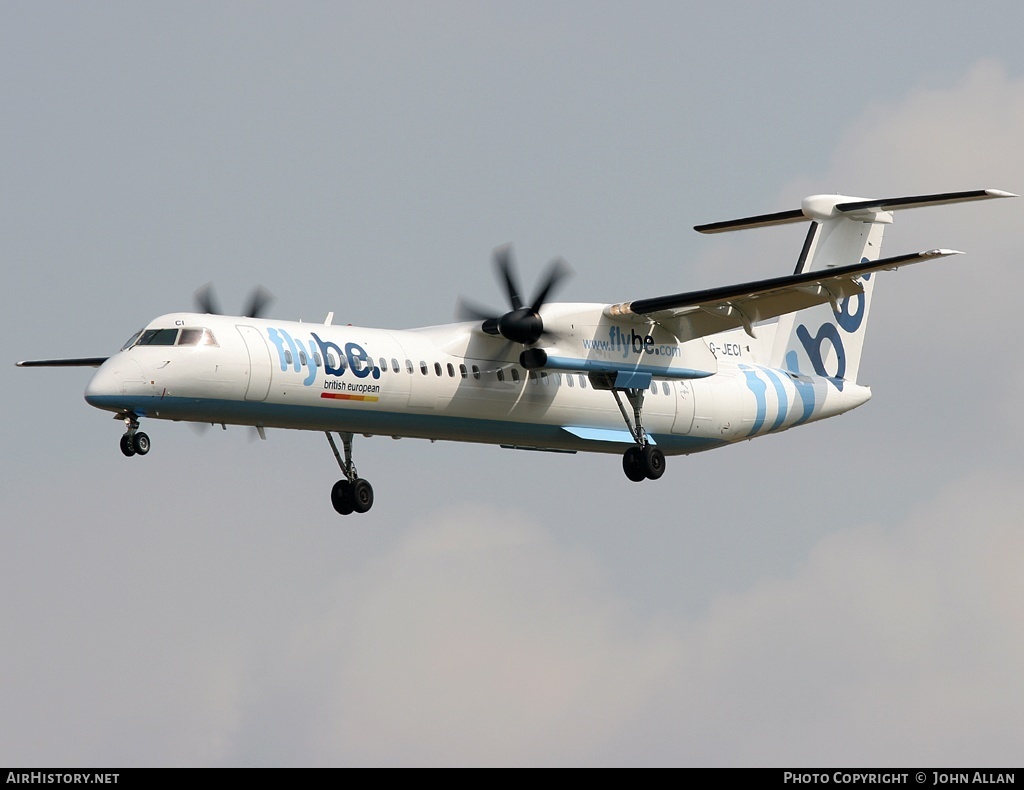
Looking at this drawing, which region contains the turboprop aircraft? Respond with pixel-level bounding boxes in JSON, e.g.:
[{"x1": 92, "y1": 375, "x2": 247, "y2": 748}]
[{"x1": 17, "y1": 188, "x2": 1015, "y2": 515}]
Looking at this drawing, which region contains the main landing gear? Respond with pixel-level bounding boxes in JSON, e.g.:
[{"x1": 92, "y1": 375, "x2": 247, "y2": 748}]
[
  {"x1": 611, "y1": 387, "x2": 666, "y2": 483},
  {"x1": 117, "y1": 413, "x2": 150, "y2": 458},
  {"x1": 325, "y1": 432, "x2": 374, "y2": 515}
]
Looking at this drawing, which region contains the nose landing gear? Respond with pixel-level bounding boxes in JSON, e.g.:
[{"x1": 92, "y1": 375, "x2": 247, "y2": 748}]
[
  {"x1": 117, "y1": 413, "x2": 150, "y2": 457},
  {"x1": 325, "y1": 432, "x2": 374, "y2": 515}
]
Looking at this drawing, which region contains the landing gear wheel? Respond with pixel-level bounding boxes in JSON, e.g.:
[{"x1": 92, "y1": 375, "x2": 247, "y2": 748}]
[
  {"x1": 351, "y1": 479, "x2": 374, "y2": 513},
  {"x1": 119, "y1": 434, "x2": 136, "y2": 457},
  {"x1": 641, "y1": 445, "x2": 665, "y2": 480},
  {"x1": 331, "y1": 480, "x2": 355, "y2": 515},
  {"x1": 133, "y1": 432, "x2": 151, "y2": 456},
  {"x1": 622, "y1": 446, "x2": 646, "y2": 482}
]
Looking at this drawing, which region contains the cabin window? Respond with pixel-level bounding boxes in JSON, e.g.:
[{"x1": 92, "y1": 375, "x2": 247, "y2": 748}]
[
  {"x1": 379, "y1": 357, "x2": 387, "y2": 373},
  {"x1": 420, "y1": 361, "x2": 428, "y2": 375},
  {"x1": 529, "y1": 371, "x2": 538, "y2": 383},
  {"x1": 299, "y1": 350, "x2": 308, "y2": 367},
  {"x1": 567, "y1": 374, "x2": 574, "y2": 388},
  {"x1": 650, "y1": 381, "x2": 657, "y2": 394},
  {"x1": 510, "y1": 368, "x2": 520, "y2": 382},
  {"x1": 434, "y1": 362, "x2": 442, "y2": 377},
  {"x1": 472, "y1": 365, "x2": 481, "y2": 380},
  {"x1": 406, "y1": 359, "x2": 414, "y2": 374},
  {"x1": 662, "y1": 382, "x2": 670, "y2": 396},
  {"x1": 447, "y1": 363, "x2": 455, "y2": 378},
  {"x1": 137, "y1": 328, "x2": 178, "y2": 346},
  {"x1": 392, "y1": 358, "x2": 400, "y2": 373},
  {"x1": 496, "y1": 369, "x2": 505, "y2": 382},
  {"x1": 553, "y1": 373, "x2": 562, "y2": 386},
  {"x1": 459, "y1": 364, "x2": 468, "y2": 379},
  {"x1": 285, "y1": 349, "x2": 293, "y2": 366},
  {"x1": 313, "y1": 351, "x2": 322, "y2": 367}
]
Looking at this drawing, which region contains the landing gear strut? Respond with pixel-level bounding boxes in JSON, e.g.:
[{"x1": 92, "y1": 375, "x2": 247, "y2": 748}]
[
  {"x1": 611, "y1": 387, "x2": 665, "y2": 482},
  {"x1": 325, "y1": 432, "x2": 374, "y2": 515},
  {"x1": 117, "y1": 413, "x2": 150, "y2": 458}
]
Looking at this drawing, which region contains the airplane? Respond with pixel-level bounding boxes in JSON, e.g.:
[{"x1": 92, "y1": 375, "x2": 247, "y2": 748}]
[{"x1": 17, "y1": 188, "x2": 1016, "y2": 516}]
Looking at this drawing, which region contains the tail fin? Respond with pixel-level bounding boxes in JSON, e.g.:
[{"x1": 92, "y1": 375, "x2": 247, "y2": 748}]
[
  {"x1": 698, "y1": 189, "x2": 1015, "y2": 384},
  {"x1": 772, "y1": 195, "x2": 887, "y2": 384}
]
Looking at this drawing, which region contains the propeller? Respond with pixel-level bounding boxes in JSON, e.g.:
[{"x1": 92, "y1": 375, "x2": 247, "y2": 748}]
[
  {"x1": 194, "y1": 283, "x2": 274, "y2": 318},
  {"x1": 457, "y1": 244, "x2": 571, "y2": 346}
]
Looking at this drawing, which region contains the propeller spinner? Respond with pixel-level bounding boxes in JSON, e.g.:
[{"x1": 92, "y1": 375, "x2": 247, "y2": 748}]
[{"x1": 457, "y1": 244, "x2": 571, "y2": 346}]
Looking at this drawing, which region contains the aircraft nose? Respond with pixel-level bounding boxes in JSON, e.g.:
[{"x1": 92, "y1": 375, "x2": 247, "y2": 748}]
[{"x1": 84, "y1": 357, "x2": 144, "y2": 410}]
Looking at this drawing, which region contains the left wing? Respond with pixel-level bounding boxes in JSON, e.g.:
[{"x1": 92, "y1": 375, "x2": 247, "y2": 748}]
[
  {"x1": 16, "y1": 357, "x2": 109, "y2": 367},
  {"x1": 604, "y1": 249, "x2": 959, "y2": 340}
]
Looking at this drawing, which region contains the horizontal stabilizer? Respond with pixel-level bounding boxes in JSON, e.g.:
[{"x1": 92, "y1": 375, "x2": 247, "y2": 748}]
[
  {"x1": 694, "y1": 208, "x2": 807, "y2": 234},
  {"x1": 16, "y1": 357, "x2": 108, "y2": 368},
  {"x1": 695, "y1": 188, "x2": 1016, "y2": 233},
  {"x1": 834, "y1": 189, "x2": 1018, "y2": 214}
]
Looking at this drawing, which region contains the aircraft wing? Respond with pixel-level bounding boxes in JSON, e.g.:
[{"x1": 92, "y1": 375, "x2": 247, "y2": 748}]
[
  {"x1": 604, "y1": 249, "x2": 959, "y2": 340},
  {"x1": 16, "y1": 357, "x2": 109, "y2": 367}
]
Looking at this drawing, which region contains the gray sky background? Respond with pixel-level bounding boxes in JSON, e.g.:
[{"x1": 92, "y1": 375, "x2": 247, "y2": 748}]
[{"x1": 2, "y1": 1, "x2": 1023, "y2": 766}]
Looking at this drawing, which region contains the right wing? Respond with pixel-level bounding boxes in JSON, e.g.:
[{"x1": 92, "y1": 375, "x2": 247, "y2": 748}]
[{"x1": 605, "y1": 249, "x2": 960, "y2": 340}]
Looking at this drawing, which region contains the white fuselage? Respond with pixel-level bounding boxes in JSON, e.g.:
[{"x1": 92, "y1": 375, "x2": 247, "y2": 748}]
[{"x1": 84, "y1": 309, "x2": 870, "y2": 457}]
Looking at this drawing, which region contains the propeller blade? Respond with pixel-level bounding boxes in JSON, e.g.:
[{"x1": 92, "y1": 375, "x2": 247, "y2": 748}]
[
  {"x1": 242, "y1": 286, "x2": 274, "y2": 319},
  {"x1": 194, "y1": 283, "x2": 221, "y2": 315},
  {"x1": 454, "y1": 297, "x2": 500, "y2": 324},
  {"x1": 530, "y1": 257, "x2": 572, "y2": 312},
  {"x1": 494, "y1": 244, "x2": 524, "y2": 311},
  {"x1": 195, "y1": 283, "x2": 274, "y2": 318}
]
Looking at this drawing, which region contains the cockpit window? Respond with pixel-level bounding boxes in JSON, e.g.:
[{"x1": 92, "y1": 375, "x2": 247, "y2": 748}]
[
  {"x1": 136, "y1": 328, "x2": 179, "y2": 346},
  {"x1": 177, "y1": 328, "x2": 219, "y2": 347},
  {"x1": 121, "y1": 330, "x2": 143, "y2": 351}
]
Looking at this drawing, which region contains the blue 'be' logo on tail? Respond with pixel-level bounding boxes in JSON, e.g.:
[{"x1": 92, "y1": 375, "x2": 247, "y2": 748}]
[{"x1": 789, "y1": 271, "x2": 871, "y2": 390}]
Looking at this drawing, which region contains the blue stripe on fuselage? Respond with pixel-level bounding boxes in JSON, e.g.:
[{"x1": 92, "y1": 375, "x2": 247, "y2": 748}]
[{"x1": 84, "y1": 394, "x2": 725, "y2": 456}]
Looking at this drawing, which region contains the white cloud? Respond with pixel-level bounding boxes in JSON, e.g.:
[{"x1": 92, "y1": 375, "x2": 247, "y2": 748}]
[
  {"x1": 827, "y1": 60, "x2": 1024, "y2": 197},
  {"x1": 210, "y1": 469, "x2": 1024, "y2": 766},
  {"x1": 667, "y1": 470, "x2": 1024, "y2": 765},
  {"x1": 225, "y1": 505, "x2": 681, "y2": 766}
]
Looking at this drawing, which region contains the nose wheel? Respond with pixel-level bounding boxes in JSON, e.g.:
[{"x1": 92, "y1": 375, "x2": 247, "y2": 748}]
[
  {"x1": 117, "y1": 414, "x2": 150, "y2": 457},
  {"x1": 325, "y1": 432, "x2": 374, "y2": 516}
]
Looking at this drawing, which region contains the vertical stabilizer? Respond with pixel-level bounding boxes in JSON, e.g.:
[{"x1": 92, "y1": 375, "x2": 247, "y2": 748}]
[{"x1": 770, "y1": 195, "x2": 887, "y2": 384}]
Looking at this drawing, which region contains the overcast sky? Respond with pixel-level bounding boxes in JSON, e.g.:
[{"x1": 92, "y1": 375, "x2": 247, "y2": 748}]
[{"x1": 2, "y1": 1, "x2": 1023, "y2": 767}]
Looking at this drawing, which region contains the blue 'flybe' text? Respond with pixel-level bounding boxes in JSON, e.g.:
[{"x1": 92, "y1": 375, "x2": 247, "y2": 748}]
[
  {"x1": 266, "y1": 327, "x2": 377, "y2": 387},
  {"x1": 582, "y1": 327, "x2": 682, "y2": 359}
]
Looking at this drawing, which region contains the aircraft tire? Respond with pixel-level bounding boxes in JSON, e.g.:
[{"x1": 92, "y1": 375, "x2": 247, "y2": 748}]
[
  {"x1": 119, "y1": 434, "x2": 136, "y2": 457},
  {"x1": 351, "y1": 479, "x2": 374, "y2": 513},
  {"x1": 331, "y1": 480, "x2": 355, "y2": 515},
  {"x1": 622, "y1": 447, "x2": 646, "y2": 482},
  {"x1": 133, "y1": 432, "x2": 151, "y2": 456},
  {"x1": 642, "y1": 445, "x2": 665, "y2": 480}
]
